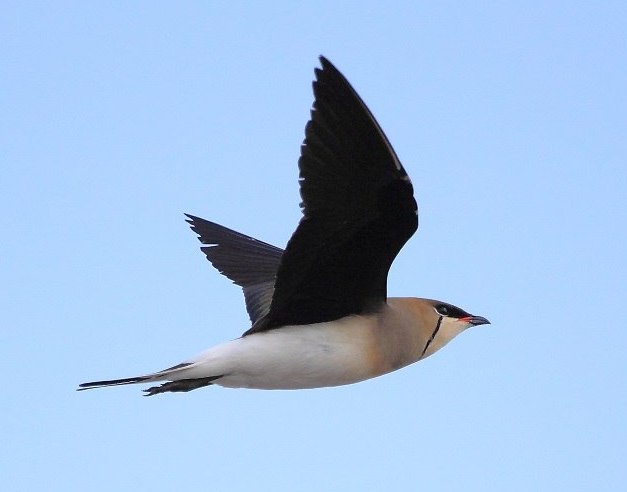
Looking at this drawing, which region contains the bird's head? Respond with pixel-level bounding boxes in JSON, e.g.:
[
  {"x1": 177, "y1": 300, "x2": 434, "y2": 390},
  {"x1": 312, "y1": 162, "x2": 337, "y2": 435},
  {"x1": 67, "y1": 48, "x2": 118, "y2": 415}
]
[{"x1": 418, "y1": 299, "x2": 490, "y2": 359}]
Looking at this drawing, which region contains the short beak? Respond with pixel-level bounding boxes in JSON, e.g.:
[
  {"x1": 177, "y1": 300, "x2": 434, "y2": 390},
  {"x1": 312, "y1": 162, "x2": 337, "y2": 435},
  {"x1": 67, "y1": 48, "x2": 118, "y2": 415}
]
[{"x1": 463, "y1": 315, "x2": 490, "y2": 326}]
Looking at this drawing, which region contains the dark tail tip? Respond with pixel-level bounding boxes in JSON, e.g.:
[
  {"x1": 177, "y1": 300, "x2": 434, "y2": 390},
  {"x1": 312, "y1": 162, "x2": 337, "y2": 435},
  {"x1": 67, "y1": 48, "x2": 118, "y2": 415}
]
[{"x1": 77, "y1": 376, "x2": 150, "y2": 391}]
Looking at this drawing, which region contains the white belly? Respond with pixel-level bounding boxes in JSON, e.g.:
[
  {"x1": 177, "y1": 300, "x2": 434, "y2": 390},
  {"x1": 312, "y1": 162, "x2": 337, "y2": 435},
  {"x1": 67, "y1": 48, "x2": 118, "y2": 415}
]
[{"x1": 173, "y1": 317, "x2": 381, "y2": 390}]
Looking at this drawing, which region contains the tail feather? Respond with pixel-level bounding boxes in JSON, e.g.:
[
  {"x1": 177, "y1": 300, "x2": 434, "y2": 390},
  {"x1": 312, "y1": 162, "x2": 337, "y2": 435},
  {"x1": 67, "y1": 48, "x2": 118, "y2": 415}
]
[
  {"x1": 78, "y1": 362, "x2": 222, "y2": 395},
  {"x1": 78, "y1": 362, "x2": 196, "y2": 391},
  {"x1": 77, "y1": 376, "x2": 153, "y2": 391},
  {"x1": 78, "y1": 361, "x2": 223, "y2": 395}
]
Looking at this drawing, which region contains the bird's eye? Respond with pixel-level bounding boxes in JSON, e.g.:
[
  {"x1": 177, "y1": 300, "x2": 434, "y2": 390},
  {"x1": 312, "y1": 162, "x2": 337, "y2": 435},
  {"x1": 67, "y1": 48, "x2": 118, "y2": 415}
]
[
  {"x1": 435, "y1": 304, "x2": 450, "y2": 316},
  {"x1": 435, "y1": 303, "x2": 468, "y2": 318}
]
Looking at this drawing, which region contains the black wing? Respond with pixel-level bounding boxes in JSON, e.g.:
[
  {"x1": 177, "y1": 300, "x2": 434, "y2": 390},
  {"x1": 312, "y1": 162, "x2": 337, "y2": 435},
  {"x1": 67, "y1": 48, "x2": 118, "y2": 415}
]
[
  {"x1": 185, "y1": 214, "x2": 283, "y2": 324},
  {"x1": 245, "y1": 56, "x2": 418, "y2": 335}
]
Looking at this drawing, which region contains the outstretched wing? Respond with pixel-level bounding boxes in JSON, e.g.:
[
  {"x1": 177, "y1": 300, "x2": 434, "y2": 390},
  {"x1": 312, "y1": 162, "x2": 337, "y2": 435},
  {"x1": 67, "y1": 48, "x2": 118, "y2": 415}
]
[
  {"x1": 245, "y1": 57, "x2": 418, "y2": 335},
  {"x1": 185, "y1": 214, "x2": 283, "y2": 323}
]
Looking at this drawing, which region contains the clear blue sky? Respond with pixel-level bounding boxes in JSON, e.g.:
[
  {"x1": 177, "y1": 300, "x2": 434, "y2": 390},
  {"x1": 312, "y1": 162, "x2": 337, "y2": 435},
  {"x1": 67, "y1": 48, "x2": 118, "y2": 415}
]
[{"x1": 2, "y1": 2, "x2": 626, "y2": 491}]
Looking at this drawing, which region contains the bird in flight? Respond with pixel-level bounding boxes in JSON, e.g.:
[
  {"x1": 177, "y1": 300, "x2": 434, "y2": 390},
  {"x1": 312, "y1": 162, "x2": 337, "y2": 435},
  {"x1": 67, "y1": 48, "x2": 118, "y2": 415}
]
[{"x1": 79, "y1": 56, "x2": 489, "y2": 396}]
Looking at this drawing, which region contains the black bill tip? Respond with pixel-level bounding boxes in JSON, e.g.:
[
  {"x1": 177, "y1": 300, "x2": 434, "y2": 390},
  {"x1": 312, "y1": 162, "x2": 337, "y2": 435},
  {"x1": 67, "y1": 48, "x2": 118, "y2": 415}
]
[{"x1": 467, "y1": 315, "x2": 490, "y2": 326}]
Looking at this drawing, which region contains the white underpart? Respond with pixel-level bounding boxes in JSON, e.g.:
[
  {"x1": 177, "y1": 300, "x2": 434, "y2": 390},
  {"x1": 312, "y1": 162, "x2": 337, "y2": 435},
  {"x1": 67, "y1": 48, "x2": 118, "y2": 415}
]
[{"x1": 167, "y1": 316, "x2": 380, "y2": 389}]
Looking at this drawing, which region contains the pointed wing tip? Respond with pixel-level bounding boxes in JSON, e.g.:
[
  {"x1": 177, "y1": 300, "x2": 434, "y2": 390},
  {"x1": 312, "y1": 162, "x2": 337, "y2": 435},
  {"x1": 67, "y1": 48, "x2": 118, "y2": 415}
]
[
  {"x1": 184, "y1": 213, "x2": 202, "y2": 233},
  {"x1": 318, "y1": 55, "x2": 334, "y2": 68},
  {"x1": 314, "y1": 56, "x2": 344, "y2": 88},
  {"x1": 316, "y1": 56, "x2": 339, "y2": 79}
]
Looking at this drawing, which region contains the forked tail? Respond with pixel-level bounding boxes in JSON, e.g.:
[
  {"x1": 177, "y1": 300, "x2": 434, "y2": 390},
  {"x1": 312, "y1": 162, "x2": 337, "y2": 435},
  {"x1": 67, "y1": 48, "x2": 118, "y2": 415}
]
[{"x1": 78, "y1": 363, "x2": 222, "y2": 396}]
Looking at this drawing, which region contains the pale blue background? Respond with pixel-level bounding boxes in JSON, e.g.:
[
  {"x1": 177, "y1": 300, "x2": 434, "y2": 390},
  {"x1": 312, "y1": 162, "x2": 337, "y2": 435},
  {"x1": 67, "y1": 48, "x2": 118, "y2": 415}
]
[{"x1": 2, "y1": 2, "x2": 626, "y2": 491}]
